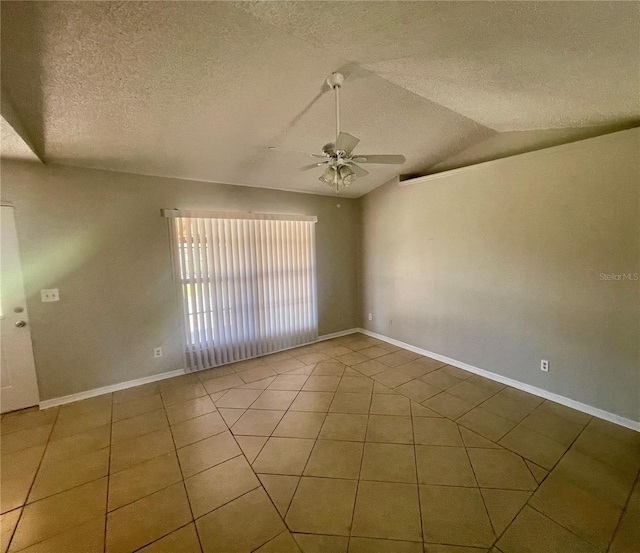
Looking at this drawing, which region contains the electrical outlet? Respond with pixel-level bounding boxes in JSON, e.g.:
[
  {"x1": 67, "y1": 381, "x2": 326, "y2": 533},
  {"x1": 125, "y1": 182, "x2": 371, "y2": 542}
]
[
  {"x1": 40, "y1": 289, "x2": 60, "y2": 302},
  {"x1": 154, "y1": 347, "x2": 163, "y2": 359},
  {"x1": 368, "y1": 313, "x2": 373, "y2": 321},
  {"x1": 540, "y1": 359, "x2": 549, "y2": 372}
]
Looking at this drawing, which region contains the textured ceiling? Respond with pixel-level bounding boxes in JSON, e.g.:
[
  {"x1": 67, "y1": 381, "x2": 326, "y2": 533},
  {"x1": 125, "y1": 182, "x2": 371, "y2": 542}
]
[{"x1": 1, "y1": 1, "x2": 638, "y2": 197}]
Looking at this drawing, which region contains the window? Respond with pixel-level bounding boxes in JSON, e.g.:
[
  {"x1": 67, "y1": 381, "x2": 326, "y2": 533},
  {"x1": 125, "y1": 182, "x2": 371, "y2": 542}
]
[{"x1": 164, "y1": 210, "x2": 318, "y2": 370}]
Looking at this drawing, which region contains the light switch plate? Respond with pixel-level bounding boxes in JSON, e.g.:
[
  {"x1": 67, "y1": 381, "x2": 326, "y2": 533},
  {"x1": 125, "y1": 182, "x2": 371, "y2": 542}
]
[{"x1": 41, "y1": 289, "x2": 60, "y2": 302}]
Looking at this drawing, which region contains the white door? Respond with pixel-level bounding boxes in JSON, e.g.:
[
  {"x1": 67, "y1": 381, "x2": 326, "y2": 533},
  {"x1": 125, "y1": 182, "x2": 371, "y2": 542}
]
[{"x1": 1, "y1": 206, "x2": 40, "y2": 413}]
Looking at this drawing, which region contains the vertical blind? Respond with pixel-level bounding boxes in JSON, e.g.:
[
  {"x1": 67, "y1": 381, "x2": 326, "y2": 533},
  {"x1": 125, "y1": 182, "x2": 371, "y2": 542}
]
[{"x1": 164, "y1": 210, "x2": 318, "y2": 371}]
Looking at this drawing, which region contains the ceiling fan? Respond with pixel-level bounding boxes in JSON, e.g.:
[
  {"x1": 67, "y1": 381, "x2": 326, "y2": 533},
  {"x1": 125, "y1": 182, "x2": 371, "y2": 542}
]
[{"x1": 269, "y1": 72, "x2": 406, "y2": 192}]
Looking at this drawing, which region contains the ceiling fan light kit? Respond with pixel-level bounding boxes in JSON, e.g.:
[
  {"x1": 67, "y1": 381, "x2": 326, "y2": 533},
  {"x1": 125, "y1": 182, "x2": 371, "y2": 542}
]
[{"x1": 270, "y1": 72, "x2": 406, "y2": 194}]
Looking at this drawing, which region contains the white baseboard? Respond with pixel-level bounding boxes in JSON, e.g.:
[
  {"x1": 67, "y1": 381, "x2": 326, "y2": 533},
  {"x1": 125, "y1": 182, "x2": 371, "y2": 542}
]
[
  {"x1": 39, "y1": 369, "x2": 186, "y2": 410},
  {"x1": 317, "y1": 328, "x2": 360, "y2": 341},
  {"x1": 38, "y1": 328, "x2": 361, "y2": 410},
  {"x1": 358, "y1": 328, "x2": 640, "y2": 432}
]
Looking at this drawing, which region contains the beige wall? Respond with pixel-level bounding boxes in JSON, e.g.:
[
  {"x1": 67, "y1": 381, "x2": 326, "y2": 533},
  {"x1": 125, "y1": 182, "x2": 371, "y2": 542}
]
[
  {"x1": 362, "y1": 129, "x2": 639, "y2": 422},
  {"x1": 1, "y1": 162, "x2": 361, "y2": 400}
]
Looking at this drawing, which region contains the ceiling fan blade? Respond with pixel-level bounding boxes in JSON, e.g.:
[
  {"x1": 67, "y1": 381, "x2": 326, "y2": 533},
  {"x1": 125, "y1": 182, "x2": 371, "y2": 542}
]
[
  {"x1": 269, "y1": 146, "x2": 326, "y2": 158},
  {"x1": 335, "y1": 132, "x2": 360, "y2": 155},
  {"x1": 349, "y1": 163, "x2": 369, "y2": 177},
  {"x1": 299, "y1": 162, "x2": 327, "y2": 171},
  {"x1": 352, "y1": 154, "x2": 406, "y2": 164}
]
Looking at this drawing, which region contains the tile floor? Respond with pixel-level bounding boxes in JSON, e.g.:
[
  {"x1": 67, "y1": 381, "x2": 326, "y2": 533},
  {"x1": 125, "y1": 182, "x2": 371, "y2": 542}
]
[{"x1": 1, "y1": 333, "x2": 639, "y2": 553}]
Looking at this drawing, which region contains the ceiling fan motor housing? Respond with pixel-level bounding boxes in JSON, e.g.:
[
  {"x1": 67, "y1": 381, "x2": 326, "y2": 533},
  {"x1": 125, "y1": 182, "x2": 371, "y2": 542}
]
[{"x1": 327, "y1": 72, "x2": 344, "y2": 89}]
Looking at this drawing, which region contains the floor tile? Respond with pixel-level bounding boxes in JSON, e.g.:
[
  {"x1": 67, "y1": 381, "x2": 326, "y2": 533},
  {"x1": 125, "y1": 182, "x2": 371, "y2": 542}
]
[
  {"x1": 520, "y1": 408, "x2": 584, "y2": 446},
  {"x1": 359, "y1": 346, "x2": 388, "y2": 359},
  {"x1": 218, "y1": 408, "x2": 246, "y2": 427},
  {"x1": 214, "y1": 388, "x2": 262, "y2": 409},
  {"x1": 111, "y1": 409, "x2": 168, "y2": 444},
  {"x1": 524, "y1": 460, "x2": 548, "y2": 484},
  {"x1": 1, "y1": 408, "x2": 58, "y2": 435},
  {"x1": 240, "y1": 376, "x2": 276, "y2": 390},
  {"x1": 419, "y1": 369, "x2": 464, "y2": 390},
  {"x1": 28, "y1": 447, "x2": 110, "y2": 502},
  {"x1": 160, "y1": 382, "x2": 207, "y2": 407},
  {"x1": 337, "y1": 377, "x2": 374, "y2": 394},
  {"x1": 495, "y1": 388, "x2": 544, "y2": 409},
  {"x1": 497, "y1": 505, "x2": 599, "y2": 553},
  {"x1": 360, "y1": 442, "x2": 417, "y2": 483},
  {"x1": 352, "y1": 481, "x2": 422, "y2": 541},
  {"x1": 11, "y1": 516, "x2": 105, "y2": 553},
  {"x1": 413, "y1": 417, "x2": 463, "y2": 446},
  {"x1": 136, "y1": 523, "x2": 201, "y2": 553},
  {"x1": 377, "y1": 353, "x2": 411, "y2": 368},
  {"x1": 197, "y1": 487, "x2": 285, "y2": 553},
  {"x1": 258, "y1": 474, "x2": 300, "y2": 516},
  {"x1": 312, "y1": 361, "x2": 346, "y2": 376},
  {"x1": 113, "y1": 382, "x2": 160, "y2": 406},
  {"x1": 50, "y1": 409, "x2": 112, "y2": 441},
  {"x1": 164, "y1": 395, "x2": 216, "y2": 425},
  {"x1": 268, "y1": 375, "x2": 309, "y2": 391},
  {"x1": 369, "y1": 394, "x2": 410, "y2": 416},
  {"x1": 411, "y1": 402, "x2": 442, "y2": 418},
  {"x1": 177, "y1": 430, "x2": 241, "y2": 477},
  {"x1": 553, "y1": 449, "x2": 636, "y2": 509},
  {"x1": 0, "y1": 424, "x2": 52, "y2": 455},
  {"x1": 110, "y1": 428, "x2": 175, "y2": 473},
  {"x1": 186, "y1": 455, "x2": 260, "y2": 517},
  {"x1": 43, "y1": 424, "x2": 110, "y2": 464},
  {"x1": 106, "y1": 482, "x2": 191, "y2": 553},
  {"x1": 394, "y1": 379, "x2": 440, "y2": 403},
  {"x1": 372, "y1": 369, "x2": 414, "y2": 389},
  {"x1": 373, "y1": 381, "x2": 397, "y2": 394},
  {"x1": 256, "y1": 531, "x2": 302, "y2": 553},
  {"x1": 202, "y1": 373, "x2": 244, "y2": 394},
  {"x1": 458, "y1": 427, "x2": 501, "y2": 449},
  {"x1": 395, "y1": 360, "x2": 437, "y2": 378},
  {"x1": 11, "y1": 478, "x2": 107, "y2": 551},
  {"x1": 236, "y1": 435, "x2": 268, "y2": 463},
  {"x1": 420, "y1": 485, "x2": 495, "y2": 548},
  {"x1": 467, "y1": 448, "x2": 537, "y2": 490},
  {"x1": 423, "y1": 545, "x2": 487, "y2": 553},
  {"x1": 269, "y1": 358, "x2": 307, "y2": 374},
  {"x1": 609, "y1": 476, "x2": 640, "y2": 553},
  {"x1": 0, "y1": 508, "x2": 21, "y2": 553},
  {"x1": 498, "y1": 424, "x2": 567, "y2": 470},
  {"x1": 353, "y1": 360, "x2": 389, "y2": 377},
  {"x1": 252, "y1": 437, "x2": 314, "y2": 475},
  {"x1": 289, "y1": 391, "x2": 334, "y2": 412},
  {"x1": 465, "y1": 375, "x2": 506, "y2": 393},
  {"x1": 423, "y1": 392, "x2": 475, "y2": 419},
  {"x1": 108, "y1": 451, "x2": 182, "y2": 511},
  {"x1": 286, "y1": 477, "x2": 357, "y2": 536},
  {"x1": 329, "y1": 393, "x2": 371, "y2": 414},
  {"x1": 304, "y1": 440, "x2": 364, "y2": 479},
  {"x1": 366, "y1": 415, "x2": 413, "y2": 444},
  {"x1": 415, "y1": 446, "x2": 476, "y2": 487},
  {"x1": 457, "y1": 407, "x2": 516, "y2": 442},
  {"x1": 335, "y1": 352, "x2": 369, "y2": 366},
  {"x1": 252, "y1": 390, "x2": 298, "y2": 410},
  {"x1": 481, "y1": 488, "x2": 531, "y2": 536},
  {"x1": 302, "y1": 376, "x2": 341, "y2": 392},
  {"x1": 529, "y1": 472, "x2": 622, "y2": 550},
  {"x1": 479, "y1": 394, "x2": 536, "y2": 424},
  {"x1": 238, "y1": 366, "x2": 278, "y2": 384},
  {"x1": 231, "y1": 409, "x2": 285, "y2": 436},
  {"x1": 319, "y1": 413, "x2": 368, "y2": 441},
  {"x1": 436, "y1": 365, "x2": 471, "y2": 380},
  {"x1": 349, "y1": 537, "x2": 423, "y2": 552},
  {"x1": 112, "y1": 394, "x2": 164, "y2": 423},
  {"x1": 572, "y1": 425, "x2": 640, "y2": 476},
  {"x1": 538, "y1": 399, "x2": 591, "y2": 425},
  {"x1": 293, "y1": 533, "x2": 348, "y2": 553},
  {"x1": 171, "y1": 411, "x2": 227, "y2": 447},
  {"x1": 273, "y1": 411, "x2": 326, "y2": 439}
]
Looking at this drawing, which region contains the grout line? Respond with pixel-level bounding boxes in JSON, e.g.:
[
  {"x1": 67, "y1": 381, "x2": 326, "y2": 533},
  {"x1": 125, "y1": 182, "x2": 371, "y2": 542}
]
[{"x1": 5, "y1": 406, "x2": 61, "y2": 552}]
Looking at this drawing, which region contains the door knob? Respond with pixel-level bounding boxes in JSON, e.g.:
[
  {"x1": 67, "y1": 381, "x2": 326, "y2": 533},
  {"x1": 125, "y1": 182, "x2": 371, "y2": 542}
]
[{"x1": 15, "y1": 320, "x2": 27, "y2": 328}]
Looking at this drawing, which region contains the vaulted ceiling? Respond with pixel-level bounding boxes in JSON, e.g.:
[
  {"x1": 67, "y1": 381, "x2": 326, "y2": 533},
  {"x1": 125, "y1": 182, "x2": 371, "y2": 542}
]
[{"x1": 2, "y1": 1, "x2": 638, "y2": 197}]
